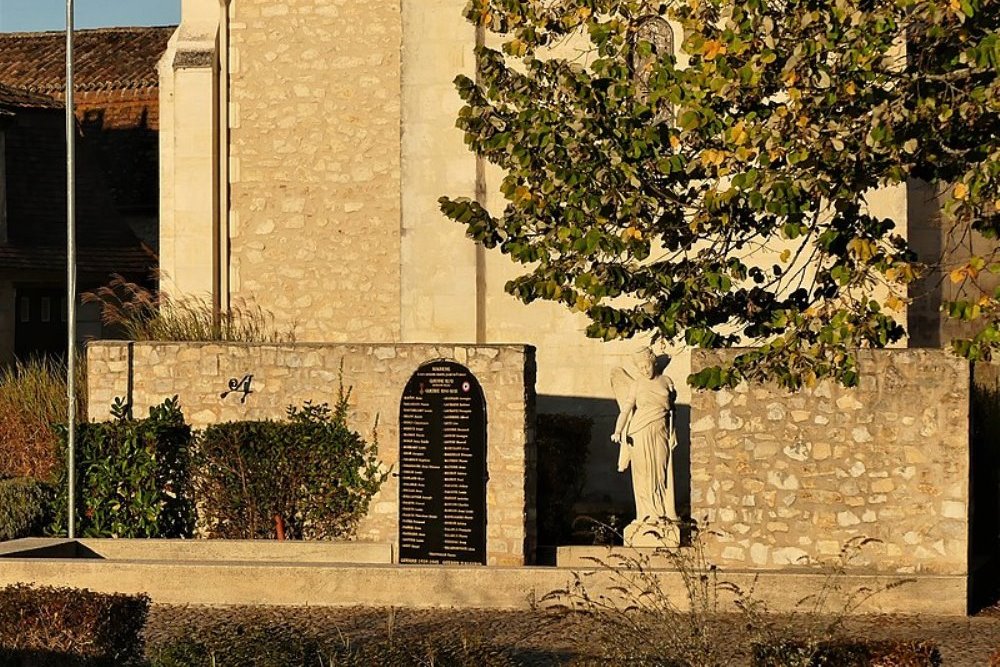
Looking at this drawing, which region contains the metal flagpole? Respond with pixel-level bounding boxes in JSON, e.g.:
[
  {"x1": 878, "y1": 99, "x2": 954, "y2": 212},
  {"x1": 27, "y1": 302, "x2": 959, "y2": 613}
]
[{"x1": 65, "y1": 0, "x2": 77, "y2": 540}]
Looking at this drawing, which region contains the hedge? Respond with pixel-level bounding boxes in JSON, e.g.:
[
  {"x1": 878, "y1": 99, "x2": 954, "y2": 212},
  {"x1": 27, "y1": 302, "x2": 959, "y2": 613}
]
[
  {"x1": 194, "y1": 398, "x2": 386, "y2": 540},
  {"x1": 0, "y1": 478, "x2": 53, "y2": 541},
  {"x1": 51, "y1": 397, "x2": 194, "y2": 538},
  {"x1": 752, "y1": 639, "x2": 943, "y2": 666},
  {"x1": 0, "y1": 585, "x2": 149, "y2": 666}
]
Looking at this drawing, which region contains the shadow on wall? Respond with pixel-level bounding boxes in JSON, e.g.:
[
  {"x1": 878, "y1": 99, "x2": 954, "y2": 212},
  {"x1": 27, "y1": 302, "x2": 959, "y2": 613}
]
[
  {"x1": 971, "y1": 363, "x2": 1000, "y2": 612},
  {"x1": 537, "y1": 394, "x2": 692, "y2": 530}
]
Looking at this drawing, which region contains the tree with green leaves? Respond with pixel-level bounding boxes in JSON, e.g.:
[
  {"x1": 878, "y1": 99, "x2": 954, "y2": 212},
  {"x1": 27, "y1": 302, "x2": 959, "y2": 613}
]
[{"x1": 440, "y1": 0, "x2": 1000, "y2": 389}]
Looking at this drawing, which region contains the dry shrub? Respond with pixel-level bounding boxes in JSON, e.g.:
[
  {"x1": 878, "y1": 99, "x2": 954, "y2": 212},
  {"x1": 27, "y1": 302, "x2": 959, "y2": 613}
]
[
  {"x1": 0, "y1": 357, "x2": 84, "y2": 481},
  {"x1": 82, "y1": 275, "x2": 295, "y2": 343},
  {"x1": 0, "y1": 585, "x2": 149, "y2": 666}
]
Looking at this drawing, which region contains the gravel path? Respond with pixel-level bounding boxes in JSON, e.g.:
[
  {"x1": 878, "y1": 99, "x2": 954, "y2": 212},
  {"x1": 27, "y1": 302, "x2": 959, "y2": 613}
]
[{"x1": 146, "y1": 605, "x2": 1000, "y2": 665}]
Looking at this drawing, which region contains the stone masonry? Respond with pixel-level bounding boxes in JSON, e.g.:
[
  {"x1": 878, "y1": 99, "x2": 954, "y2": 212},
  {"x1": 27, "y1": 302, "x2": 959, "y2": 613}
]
[
  {"x1": 227, "y1": 0, "x2": 402, "y2": 342},
  {"x1": 86, "y1": 341, "x2": 536, "y2": 566},
  {"x1": 690, "y1": 349, "x2": 970, "y2": 575}
]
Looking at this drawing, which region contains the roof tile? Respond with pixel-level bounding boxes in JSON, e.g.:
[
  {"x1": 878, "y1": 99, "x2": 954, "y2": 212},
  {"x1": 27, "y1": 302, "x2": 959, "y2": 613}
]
[{"x1": 0, "y1": 26, "x2": 175, "y2": 96}]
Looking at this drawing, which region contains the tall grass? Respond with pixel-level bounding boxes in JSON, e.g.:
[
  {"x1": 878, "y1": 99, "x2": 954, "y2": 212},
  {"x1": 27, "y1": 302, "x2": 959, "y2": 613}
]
[
  {"x1": 0, "y1": 358, "x2": 85, "y2": 481},
  {"x1": 82, "y1": 275, "x2": 296, "y2": 343}
]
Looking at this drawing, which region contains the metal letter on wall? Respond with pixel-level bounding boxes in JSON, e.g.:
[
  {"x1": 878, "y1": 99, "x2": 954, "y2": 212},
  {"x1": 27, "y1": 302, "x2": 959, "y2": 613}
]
[{"x1": 398, "y1": 361, "x2": 487, "y2": 565}]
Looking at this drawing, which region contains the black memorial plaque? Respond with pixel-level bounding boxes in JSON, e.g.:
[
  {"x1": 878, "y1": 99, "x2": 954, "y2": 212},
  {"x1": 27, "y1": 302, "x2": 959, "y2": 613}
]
[{"x1": 398, "y1": 361, "x2": 487, "y2": 565}]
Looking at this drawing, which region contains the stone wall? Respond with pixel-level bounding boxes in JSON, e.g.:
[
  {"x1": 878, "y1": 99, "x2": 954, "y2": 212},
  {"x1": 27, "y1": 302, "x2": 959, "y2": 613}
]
[
  {"x1": 690, "y1": 349, "x2": 970, "y2": 575},
  {"x1": 227, "y1": 0, "x2": 402, "y2": 342},
  {"x1": 86, "y1": 341, "x2": 536, "y2": 566}
]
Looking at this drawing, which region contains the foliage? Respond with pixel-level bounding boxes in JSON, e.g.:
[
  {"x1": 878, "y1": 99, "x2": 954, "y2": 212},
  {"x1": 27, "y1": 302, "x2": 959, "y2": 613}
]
[
  {"x1": 536, "y1": 413, "x2": 593, "y2": 545},
  {"x1": 0, "y1": 477, "x2": 54, "y2": 541},
  {"x1": 544, "y1": 529, "x2": 912, "y2": 666},
  {"x1": 752, "y1": 640, "x2": 942, "y2": 666},
  {"x1": 147, "y1": 615, "x2": 519, "y2": 667},
  {"x1": 194, "y1": 386, "x2": 387, "y2": 540},
  {"x1": 50, "y1": 397, "x2": 195, "y2": 539},
  {"x1": 82, "y1": 274, "x2": 296, "y2": 343},
  {"x1": 0, "y1": 585, "x2": 149, "y2": 667},
  {"x1": 0, "y1": 357, "x2": 85, "y2": 481},
  {"x1": 441, "y1": 0, "x2": 1000, "y2": 389}
]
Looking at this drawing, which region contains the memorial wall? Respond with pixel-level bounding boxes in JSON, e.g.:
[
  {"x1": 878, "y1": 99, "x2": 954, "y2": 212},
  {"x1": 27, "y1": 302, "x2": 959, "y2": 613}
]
[
  {"x1": 690, "y1": 348, "x2": 971, "y2": 576},
  {"x1": 86, "y1": 341, "x2": 537, "y2": 566}
]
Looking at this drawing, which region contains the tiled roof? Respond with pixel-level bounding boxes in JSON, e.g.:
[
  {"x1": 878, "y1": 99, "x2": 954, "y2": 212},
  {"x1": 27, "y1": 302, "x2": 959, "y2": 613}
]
[
  {"x1": 0, "y1": 82, "x2": 61, "y2": 114},
  {"x1": 0, "y1": 26, "x2": 175, "y2": 97},
  {"x1": 0, "y1": 245, "x2": 155, "y2": 277}
]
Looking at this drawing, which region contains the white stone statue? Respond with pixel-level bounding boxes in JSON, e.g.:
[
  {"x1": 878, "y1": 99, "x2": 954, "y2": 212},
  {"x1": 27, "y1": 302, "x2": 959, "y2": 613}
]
[{"x1": 611, "y1": 348, "x2": 680, "y2": 547}]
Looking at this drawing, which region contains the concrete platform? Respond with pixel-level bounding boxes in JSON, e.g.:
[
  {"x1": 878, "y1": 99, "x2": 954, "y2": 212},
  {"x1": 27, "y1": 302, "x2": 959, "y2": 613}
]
[
  {"x1": 0, "y1": 538, "x2": 394, "y2": 564},
  {"x1": 0, "y1": 539, "x2": 969, "y2": 615}
]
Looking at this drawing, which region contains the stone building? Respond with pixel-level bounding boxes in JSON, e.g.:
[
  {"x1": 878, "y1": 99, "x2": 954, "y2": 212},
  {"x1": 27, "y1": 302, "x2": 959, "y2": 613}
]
[
  {"x1": 0, "y1": 27, "x2": 174, "y2": 363},
  {"x1": 0, "y1": 84, "x2": 154, "y2": 363},
  {"x1": 161, "y1": 0, "x2": 946, "y2": 515},
  {"x1": 0, "y1": 26, "x2": 174, "y2": 249}
]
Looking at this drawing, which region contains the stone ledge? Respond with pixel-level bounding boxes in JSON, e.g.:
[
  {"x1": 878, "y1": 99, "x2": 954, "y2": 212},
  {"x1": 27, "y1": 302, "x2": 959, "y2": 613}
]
[{"x1": 0, "y1": 540, "x2": 968, "y2": 615}]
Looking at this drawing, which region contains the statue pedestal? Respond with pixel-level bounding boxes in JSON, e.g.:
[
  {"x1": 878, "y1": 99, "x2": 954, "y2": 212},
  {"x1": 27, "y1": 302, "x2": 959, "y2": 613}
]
[{"x1": 624, "y1": 520, "x2": 680, "y2": 548}]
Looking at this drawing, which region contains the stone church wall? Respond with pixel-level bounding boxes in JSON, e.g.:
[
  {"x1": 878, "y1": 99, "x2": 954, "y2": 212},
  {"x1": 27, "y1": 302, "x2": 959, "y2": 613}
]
[
  {"x1": 227, "y1": 0, "x2": 403, "y2": 342},
  {"x1": 159, "y1": 0, "x2": 915, "y2": 521},
  {"x1": 690, "y1": 348, "x2": 970, "y2": 575},
  {"x1": 86, "y1": 341, "x2": 537, "y2": 567}
]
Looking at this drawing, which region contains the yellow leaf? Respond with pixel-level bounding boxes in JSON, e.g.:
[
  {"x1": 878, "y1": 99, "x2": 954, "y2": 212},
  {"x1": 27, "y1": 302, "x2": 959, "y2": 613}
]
[
  {"x1": 670, "y1": 135, "x2": 681, "y2": 150},
  {"x1": 845, "y1": 81, "x2": 857, "y2": 96},
  {"x1": 780, "y1": 248, "x2": 791, "y2": 263},
  {"x1": 700, "y1": 149, "x2": 726, "y2": 167},
  {"x1": 730, "y1": 121, "x2": 748, "y2": 146},
  {"x1": 703, "y1": 40, "x2": 726, "y2": 60},
  {"x1": 954, "y1": 182, "x2": 969, "y2": 199},
  {"x1": 886, "y1": 295, "x2": 905, "y2": 312},
  {"x1": 783, "y1": 70, "x2": 798, "y2": 86},
  {"x1": 804, "y1": 371, "x2": 818, "y2": 388},
  {"x1": 950, "y1": 267, "x2": 968, "y2": 284},
  {"x1": 797, "y1": 114, "x2": 809, "y2": 128},
  {"x1": 849, "y1": 238, "x2": 876, "y2": 262},
  {"x1": 621, "y1": 227, "x2": 643, "y2": 241},
  {"x1": 950, "y1": 0, "x2": 961, "y2": 10}
]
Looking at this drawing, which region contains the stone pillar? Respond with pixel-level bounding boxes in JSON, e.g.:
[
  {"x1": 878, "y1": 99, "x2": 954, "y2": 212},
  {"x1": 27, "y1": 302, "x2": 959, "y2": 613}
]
[
  {"x1": 158, "y1": 1, "x2": 220, "y2": 300},
  {"x1": 400, "y1": 0, "x2": 479, "y2": 342}
]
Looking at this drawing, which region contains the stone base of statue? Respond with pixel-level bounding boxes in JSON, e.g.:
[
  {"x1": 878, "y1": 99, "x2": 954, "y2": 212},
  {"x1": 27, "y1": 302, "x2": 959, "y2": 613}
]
[{"x1": 624, "y1": 519, "x2": 680, "y2": 548}]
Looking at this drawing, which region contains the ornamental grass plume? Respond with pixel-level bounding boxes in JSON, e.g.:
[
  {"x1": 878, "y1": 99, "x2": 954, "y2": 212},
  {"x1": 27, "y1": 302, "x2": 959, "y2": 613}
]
[
  {"x1": 0, "y1": 356, "x2": 84, "y2": 481},
  {"x1": 82, "y1": 274, "x2": 296, "y2": 343}
]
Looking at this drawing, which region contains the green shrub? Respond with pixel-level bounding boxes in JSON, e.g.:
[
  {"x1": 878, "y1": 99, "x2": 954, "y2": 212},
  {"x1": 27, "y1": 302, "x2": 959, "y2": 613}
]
[
  {"x1": 51, "y1": 397, "x2": 195, "y2": 538},
  {"x1": 536, "y1": 413, "x2": 592, "y2": 545},
  {"x1": 0, "y1": 585, "x2": 149, "y2": 666},
  {"x1": 0, "y1": 478, "x2": 54, "y2": 541},
  {"x1": 752, "y1": 639, "x2": 942, "y2": 666},
  {"x1": 194, "y1": 391, "x2": 386, "y2": 540}
]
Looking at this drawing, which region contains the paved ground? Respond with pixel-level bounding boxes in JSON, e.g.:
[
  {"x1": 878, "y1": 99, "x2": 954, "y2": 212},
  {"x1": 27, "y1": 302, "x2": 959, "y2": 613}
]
[{"x1": 146, "y1": 605, "x2": 1000, "y2": 665}]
